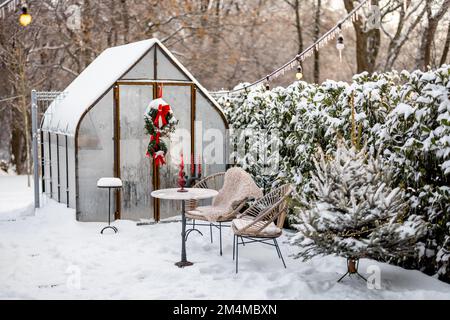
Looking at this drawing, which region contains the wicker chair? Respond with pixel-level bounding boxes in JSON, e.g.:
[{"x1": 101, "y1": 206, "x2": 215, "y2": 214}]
[
  {"x1": 186, "y1": 168, "x2": 262, "y2": 255},
  {"x1": 232, "y1": 184, "x2": 293, "y2": 273}
]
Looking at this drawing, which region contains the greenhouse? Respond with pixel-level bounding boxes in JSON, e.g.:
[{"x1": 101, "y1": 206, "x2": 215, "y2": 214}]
[{"x1": 40, "y1": 39, "x2": 228, "y2": 222}]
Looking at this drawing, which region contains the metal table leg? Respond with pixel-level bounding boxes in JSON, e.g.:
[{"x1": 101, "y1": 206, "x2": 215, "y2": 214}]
[
  {"x1": 101, "y1": 187, "x2": 118, "y2": 234},
  {"x1": 175, "y1": 200, "x2": 193, "y2": 267}
]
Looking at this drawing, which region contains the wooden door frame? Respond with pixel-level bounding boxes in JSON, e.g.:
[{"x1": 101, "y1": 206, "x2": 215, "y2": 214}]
[{"x1": 113, "y1": 81, "x2": 196, "y2": 221}]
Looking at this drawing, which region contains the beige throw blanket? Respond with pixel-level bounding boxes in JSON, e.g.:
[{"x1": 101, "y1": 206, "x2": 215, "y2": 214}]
[{"x1": 187, "y1": 167, "x2": 263, "y2": 222}]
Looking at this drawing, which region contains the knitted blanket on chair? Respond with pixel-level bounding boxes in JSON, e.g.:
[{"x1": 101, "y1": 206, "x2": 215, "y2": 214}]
[{"x1": 187, "y1": 167, "x2": 263, "y2": 222}]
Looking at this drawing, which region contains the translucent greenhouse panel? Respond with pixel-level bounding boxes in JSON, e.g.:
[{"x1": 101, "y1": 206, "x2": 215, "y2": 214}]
[
  {"x1": 50, "y1": 133, "x2": 59, "y2": 201},
  {"x1": 158, "y1": 85, "x2": 192, "y2": 220},
  {"x1": 156, "y1": 47, "x2": 189, "y2": 81},
  {"x1": 58, "y1": 135, "x2": 67, "y2": 205},
  {"x1": 77, "y1": 90, "x2": 114, "y2": 222},
  {"x1": 119, "y1": 85, "x2": 154, "y2": 221},
  {"x1": 195, "y1": 91, "x2": 228, "y2": 177},
  {"x1": 42, "y1": 132, "x2": 51, "y2": 198},
  {"x1": 67, "y1": 137, "x2": 76, "y2": 209},
  {"x1": 122, "y1": 47, "x2": 155, "y2": 80}
]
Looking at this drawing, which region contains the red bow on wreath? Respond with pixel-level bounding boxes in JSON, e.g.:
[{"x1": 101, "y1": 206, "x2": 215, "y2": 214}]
[
  {"x1": 153, "y1": 151, "x2": 166, "y2": 166},
  {"x1": 154, "y1": 104, "x2": 171, "y2": 128}
]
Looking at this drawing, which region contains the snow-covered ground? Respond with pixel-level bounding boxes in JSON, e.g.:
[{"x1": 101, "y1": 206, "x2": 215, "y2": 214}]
[
  {"x1": 1, "y1": 176, "x2": 450, "y2": 299},
  {"x1": 0, "y1": 175, "x2": 34, "y2": 221}
]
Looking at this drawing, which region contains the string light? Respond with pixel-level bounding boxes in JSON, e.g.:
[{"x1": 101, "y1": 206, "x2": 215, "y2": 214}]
[
  {"x1": 209, "y1": 0, "x2": 369, "y2": 97},
  {"x1": 336, "y1": 24, "x2": 345, "y2": 62},
  {"x1": 296, "y1": 65, "x2": 303, "y2": 80},
  {"x1": 19, "y1": 4, "x2": 31, "y2": 26}
]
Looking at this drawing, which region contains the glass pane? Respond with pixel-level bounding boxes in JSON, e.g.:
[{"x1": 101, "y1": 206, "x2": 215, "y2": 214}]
[
  {"x1": 159, "y1": 85, "x2": 192, "y2": 220},
  {"x1": 122, "y1": 48, "x2": 155, "y2": 79},
  {"x1": 156, "y1": 47, "x2": 189, "y2": 81},
  {"x1": 58, "y1": 135, "x2": 67, "y2": 205},
  {"x1": 42, "y1": 132, "x2": 51, "y2": 198},
  {"x1": 77, "y1": 90, "x2": 114, "y2": 222},
  {"x1": 67, "y1": 137, "x2": 76, "y2": 209},
  {"x1": 195, "y1": 91, "x2": 227, "y2": 177},
  {"x1": 50, "y1": 133, "x2": 58, "y2": 200},
  {"x1": 119, "y1": 85, "x2": 154, "y2": 221}
]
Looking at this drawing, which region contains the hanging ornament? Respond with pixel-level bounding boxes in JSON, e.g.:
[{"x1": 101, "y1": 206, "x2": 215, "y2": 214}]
[
  {"x1": 265, "y1": 77, "x2": 270, "y2": 91},
  {"x1": 225, "y1": 97, "x2": 231, "y2": 107},
  {"x1": 336, "y1": 30, "x2": 345, "y2": 62},
  {"x1": 296, "y1": 65, "x2": 303, "y2": 80}
]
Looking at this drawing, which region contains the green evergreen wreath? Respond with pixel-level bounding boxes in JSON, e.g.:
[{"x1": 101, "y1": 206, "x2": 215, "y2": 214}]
[{"x1": 144, "y1": 98, "x2": 178, "y2": 164}]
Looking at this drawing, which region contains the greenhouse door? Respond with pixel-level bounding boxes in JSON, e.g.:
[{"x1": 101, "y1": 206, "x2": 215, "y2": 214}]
[
  {"x1": 117, "y1": 85, "x2": 155, "y2": 221},
  {"x1": 116, "y1": 82, "x2": 195, "y2": 221}
]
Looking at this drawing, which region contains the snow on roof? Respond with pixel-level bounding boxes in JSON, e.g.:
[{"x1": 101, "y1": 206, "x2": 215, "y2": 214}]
[{"x1": 41, "y1": 38, "x2": 224, "y2": 136}]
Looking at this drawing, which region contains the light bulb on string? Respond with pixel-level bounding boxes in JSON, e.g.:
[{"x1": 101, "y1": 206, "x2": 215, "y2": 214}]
[
  {"x1": 225, "y1": 97, "x2": 231, "y2": 107},
  {"x1": 19, "y1": 5, "x2": 32, "y2": 26},
  {"x1": 296, "y1": 65, "x2": 303, "y2": 80},
  {"x1": 265, "y1": 77, "x2": 270, "y2": 91},
  {"x1": 336, "y1": 27, "x2": 345, "y2": 62}
]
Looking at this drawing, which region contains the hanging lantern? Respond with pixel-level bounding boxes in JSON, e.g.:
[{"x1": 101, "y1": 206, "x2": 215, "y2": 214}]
[
  {"x1": 336, "y1": 34, "x2": 345, "y2": 62},
  {"x1": 296, "y1": 65, "x2": 303, "y2": 80},
  {"x1": 19, "y1": 5, "x2": 32, "y2": 26}
]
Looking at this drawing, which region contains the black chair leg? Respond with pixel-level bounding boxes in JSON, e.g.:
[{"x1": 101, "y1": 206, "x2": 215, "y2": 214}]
[
  {"x1": 210, "y1": 223, "x2": 213, "y2": 243},
  {"x1": 236, "y1": 235, "x2": 239, "y2": 274},
  {"x1": 233, "y1": 234, "x2": 235, "y2": 260},
  {"x1": 273, "y1": 239, "x2": 281, "y2": 259},
  {"x1": 274, "y1": 238, "x2": 286, "y2": 268},
  {"x1": 219, "y1": 222, "x2": 222, "y2": 256}
]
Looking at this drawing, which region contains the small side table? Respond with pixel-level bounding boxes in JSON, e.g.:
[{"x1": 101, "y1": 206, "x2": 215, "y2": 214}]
[{"x1": 97, "y1": 177, "x2": 122, "y2": 234}]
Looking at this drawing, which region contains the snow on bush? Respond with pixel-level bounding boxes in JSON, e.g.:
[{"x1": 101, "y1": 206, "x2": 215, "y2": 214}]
[
  {"x1": 290, "y1": 141, "x2": 427, "y2": 262},
  {"x1": 219, "y1": 64, "x2": 450, "y2": 282}
]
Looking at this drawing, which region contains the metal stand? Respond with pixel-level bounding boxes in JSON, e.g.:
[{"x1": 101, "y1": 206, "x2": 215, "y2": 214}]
[
  {"x1": 175, "y1": 200, "x2": 193, "y2": 267},
  {"x1": 100, "y1": 188, "x2": 118, "y2": 234},
  {"x1": 233, "y1": 235, "x2": 286, "y2": 273},
  {"x1": 337, "y1": 258, "x2": 367, "y2": 282}
]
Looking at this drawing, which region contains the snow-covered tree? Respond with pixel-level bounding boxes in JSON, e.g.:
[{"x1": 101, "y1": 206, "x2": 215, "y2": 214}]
[
  {"x1": 220, "y1": 64, "x2": 450, "y2": 281},
  {"x1": 291, "y1": 141, "x2": 427, "y2": 263}
]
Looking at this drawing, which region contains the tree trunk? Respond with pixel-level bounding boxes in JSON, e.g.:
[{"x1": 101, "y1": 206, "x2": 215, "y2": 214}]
[
  {"x1": 416, "y1": 0, "x2": 450, "y2": 70},
  {"x1": 120, "y1": 0, "x2": 130, "y2": 44},
  {"x1": 384, "y1": 2, "x2": 427, "y2": 71},
  {"x1": 294, "y1": 0, "x2": 303, "y2": 56},
  {"x1": 343, "y1": 0, "x2": 380, "y2": 74},
  {"x1": 11, "y1": 127, "x2": 26, "y2": 174},
  {"x1": 440, "y1": 21, "x2": 450, "y2": 66}
]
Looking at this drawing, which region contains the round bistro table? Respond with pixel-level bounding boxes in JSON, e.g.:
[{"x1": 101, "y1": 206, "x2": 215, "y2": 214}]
[{"x1": 151, "y1": 188, "x2": 218, "y2": 268}]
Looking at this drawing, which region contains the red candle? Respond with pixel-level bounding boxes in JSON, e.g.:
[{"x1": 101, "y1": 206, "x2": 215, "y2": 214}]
[
  {"x1": 198, "y1": 154, "x2": 202, "y2": 176},
  {"x1": 191, "y1": 153, "x2": 195, "y2": 176}
]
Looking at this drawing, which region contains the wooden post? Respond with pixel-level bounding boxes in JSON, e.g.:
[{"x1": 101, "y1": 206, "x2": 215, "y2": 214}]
[{"x1": 113, "y1": 85, "x2": 121, "y2": 219}]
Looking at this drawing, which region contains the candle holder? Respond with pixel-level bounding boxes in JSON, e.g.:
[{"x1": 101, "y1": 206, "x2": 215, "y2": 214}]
[{"x1": 177, "y1": 156, "x2": 188, "y2": 193}]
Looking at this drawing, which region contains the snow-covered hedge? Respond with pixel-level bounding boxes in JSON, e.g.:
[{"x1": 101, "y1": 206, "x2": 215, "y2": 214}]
[{"x1": 219, "y1": 64, "x2": 450, "y2": 282}]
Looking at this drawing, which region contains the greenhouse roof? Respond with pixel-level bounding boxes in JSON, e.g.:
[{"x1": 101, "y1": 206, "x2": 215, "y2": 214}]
[{"x1": 41, "y1": 38, "x2": 223, "y2": 136}]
